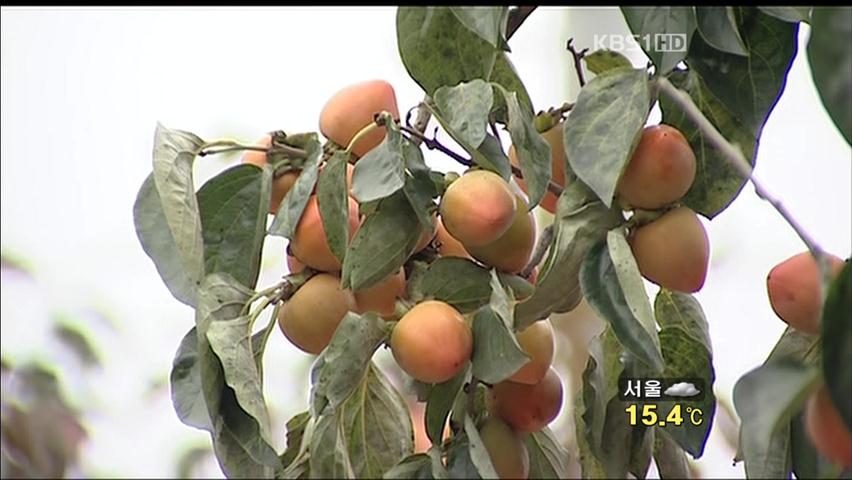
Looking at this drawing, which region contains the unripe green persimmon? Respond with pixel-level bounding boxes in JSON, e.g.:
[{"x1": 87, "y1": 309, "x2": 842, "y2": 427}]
[
  {"x1": 467, "y1": 194, "x2": 536, "y2": 274},
  {"x1": 479, "y1": 417, "x2": 530, "y2": 479},
  {"x1": 805, "y1": 385, "x2": 852, "y2": 469},
  {"x1": 290, "y1": 195, "x2": 360, "y2": 272},
  {"x1": 630, "y1": 206, "x2": 709, "y2": 293},
  {"x1": 487, "y1": 367, "x2": 564, "y2": 433},
  {"x1": 509, "y1": 320, "x2": 555, "y2": 385},
  {"x1": 391, "y1": 300, "x2": 472, "y2": 384},
  {"x1": 440, "y1": 170, "x2": 518, "y2": 247},
  {"x1": 277, "y1": 273, "x2": 356, "y2": 354},
  {"x1": 319, "y1": 80, "x2": 400, "y2": 159},
  {"x1": 766, "y1": 251, "x2": 845, "y2": 334},
  {"x1": 510, "y1": 121, "x2": 567, "y2": 214},
  {"x1": 617, "y1": 124, "x2": 696, "y2": 209}
]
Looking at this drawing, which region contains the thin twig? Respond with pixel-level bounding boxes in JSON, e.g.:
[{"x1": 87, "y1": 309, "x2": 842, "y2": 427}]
[
  {"x1": 198, "y1": 142, "x2": 307, "y2": 160},
  {"x1": 400, "y1": 123, "x2": 565, "y2": 197},
  {"x1": 506, "y1": 6, "x2": 537, "y2": 39},
  {"x1": 566, "y1": 38, "x2": 589, "y2": 87},
  {"x1": 656, "y1": 77, "x2": 831, "y2": 287},
  {"x1": 522, "y1": 224, "x2": 554, "y2": 278}
]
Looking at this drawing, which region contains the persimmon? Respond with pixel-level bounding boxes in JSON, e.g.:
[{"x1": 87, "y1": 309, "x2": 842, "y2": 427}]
[
  {"x1": 616, "y1": 124, "x2": 696, "y2": 209},
  {"x1": 440, "y1": 170, "x2": 517, "y2": 247},
  {"x1": 319, "y1": 80, "x2": 400, "y2": 158},
  {"x1": 510, "y1": 120, "x2": 567, "y2": 214},
  {"x1": 630, "y1": 206, "x2": 709, "y2": 293},
  {"x1": 435, "y1": 216, "x2": 473, "y2": 260},
  {"x1": 354, "y1": 268, "x2": 406, "y2": 319},
  {"x1": 390, "y1": 300, "x2": 472, "y2": 384},
  {"x1": 487, "y1": 367, "x2": 564, "y2": 433},
  {"x1": 277, "y1": 273, "x2": 356, "y2": 354},
  {"x1": 805, "y1": 385, "x2": 852, "y2": 469},
  {"x1": 467, "y1": 194, "x2": 536, "y2": 273},
  {"x1": 478, "y1": 417, "x2": 530, "y2": 479},
  {"x1": 766, "y1": 251, "x2": 845, "y2": 334},
  {"x1": 290, "y1": 195, "x2": 360, "y2": 272},
  {"x1": 509, "y1": 320, "x2": 555, "y2": 385}
]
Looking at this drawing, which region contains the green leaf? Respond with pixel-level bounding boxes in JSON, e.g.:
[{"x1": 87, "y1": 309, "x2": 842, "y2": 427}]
[
  {"x1": 581, "y1": 239, "x2": 664, "y2": 373},
  {"x1": 733, "y1": 359, "x2": 820, "y2": 479},
  {"x1": 471, "y1": 275, "x2": 530, "y2": 384},
  {"x1": 686, "y1": 7, "x2": 798, "y2": 131},
  {"x1": 789, "y1": 410, "x2": 844, "y2": 479},
  {"x1": 426, "y1": 93, "x2": 510, "y2": 180},
  {"x1": 656, "y1": 328, "x2": 716, "y2": 458},
  {"x1": 808, "y1": 7, "x2": 852, "y2": 145},
  {"x1": 402, "y1": 143, "x2": 439, "y2": 230},
  {"x1": 583, "y1": 50, "x2": 634, "y2": 75},
  {"x1": 352, "y1": 124, "x2": 406, "y2": 203},
  {"x1": 425, "y1": 366, "x2": 468, "y2": 445},
  {"x1": 447, "y1": 436, "x2": 481, "y2": 479},
  {"x1": 341, "y1": 364, "x2": 414, "y2": 478},
  {"x1": 397, "y1": 7, "x2": 499, "y2": 96},
  {"x1": 464, "y1": 416, "x2": 499, "y2": 479},
  {"x1": 195, "y1": 274, "x2": 279, "y2": 478},
  {"x1": 629, "y1": 418, "x2": 655, "y2": 480},
  {"x1": 564, "y1": 68, "x2": 650, "y2": 207},
  {"x1": 515, "y1": 182, "x2": 622, "y2": 328},
  {"x1": 309, "y1": 413, "x2": 356, "y2": 479},
  {"x1": 310, "y1": 312, "x2": 390, "y2": 416},
  {"x1": 280, "y1": 411, "x2": 310, "y2": 469},
  {"x1": 495, "y1": 84, "x2": 552, "y2": 210},
  {"x1": 654, "y1": 290, "x2": 716, "y2": 458},
  {"x1": 821, "y1": 261, "x2": 852, "y2": 429},
  {"x1": 342, "y1": 191, "x2": 421, "y2": 291},
  {"x1": 428, "y1": 446, "x2": 449, "y2": 479},
  {"x1": 449, "y1": 7, "x2": 508, "y2": 50},
  {"x1": 382, "y1": 454, "x2": 432, "y2": 479},
  {"x1": 653, "y1": 429, "x2": 691, "y2": 479},
  {"x1": 621, "y1": 7, "x2": 697, "y2": 74},
  {"x1": 433, "y1": 79, "x2": 494, "y2": 150},
  {"x1": 206, "y1": 315, "x2": 275, "y2": 447},
  {"x1": 269, "y1": 134, "x2": 322, "y2": 239},
  {"x1": 654, "y1": 290, "x2": 712, "y2": 354},
  {"x1": 695, "y1": 7, "x2": 748, "y2": 56},
  {"x1": 490, "y1": 53, "x2": 535, "y2": 122},
  {"x1": 524, "y1": 428, "x2": 573, "y2": 479},
  {"x1": 170, "y1": 327, "x2": 211, "y2": 431},
  {"x1": 607, "y1": 229, "x2": 662, "y2": 369},
  {"x1": 317, "y1": 150, "x2": 352, "y2": 263},
  {"x1": 499, "y1": 272, "x2": 534, "y2": 301},
  {"x1": 419, "y1": 257, "x2": 492, "y2": 313},
  {"x1": 660, "y1": 70, "x2": 757, "y2": 218},
  {"x1": 758, "y1": 6, "x2": 811, "y2": 23},
  {"x1": 580, "y1": 328, "x2": 626, "y2": 458},
  {"x1": 150, "y1": 124, "x2": 206, "y2": 300},
  {"x1": 134, "y1": 174, "x2": 198, "y2": 306},
  {"x1": 197, "y1": 164, "x2": 270, "y2": 290}
]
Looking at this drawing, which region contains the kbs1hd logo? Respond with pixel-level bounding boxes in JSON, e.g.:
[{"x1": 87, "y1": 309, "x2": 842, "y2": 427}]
[
  {"x1": 593, "y1": 33, "x2": 688, "y2": 54},
  {"x1": 619, "y1": 378, "x2": 706, "y2": 428}
]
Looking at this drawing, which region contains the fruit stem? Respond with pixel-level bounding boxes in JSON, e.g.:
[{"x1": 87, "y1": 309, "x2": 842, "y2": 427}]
[
  {"x1": 345, "y1": 115, "x2": 385, "y2": 155},
  {"x1": 656, "y1": 77, "x2": 833, "y2": 294}
]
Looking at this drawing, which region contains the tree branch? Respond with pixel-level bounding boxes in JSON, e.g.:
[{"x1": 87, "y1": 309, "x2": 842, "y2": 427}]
[
  {"x1": 656, "y1": 77, "x2": 832, "y2": 287},
  {"x1": 566, "y1": 38, "x2": 589, "y2": 87}
]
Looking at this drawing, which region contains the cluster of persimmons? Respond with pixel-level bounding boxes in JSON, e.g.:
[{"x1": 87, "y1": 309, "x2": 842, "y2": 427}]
[{"x1": 241, "y1": 77, "x2": 849, "y2": 477}]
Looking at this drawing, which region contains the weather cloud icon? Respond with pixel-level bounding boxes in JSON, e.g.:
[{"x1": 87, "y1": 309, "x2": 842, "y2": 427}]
[{"x1": 664, "y1": 382, "x2": 700, "y2": 397}]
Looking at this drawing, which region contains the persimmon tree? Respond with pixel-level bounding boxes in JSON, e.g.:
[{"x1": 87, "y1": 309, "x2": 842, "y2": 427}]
[{"x1": 133, "y1": 6, "x2": 851, "y2": 479}]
